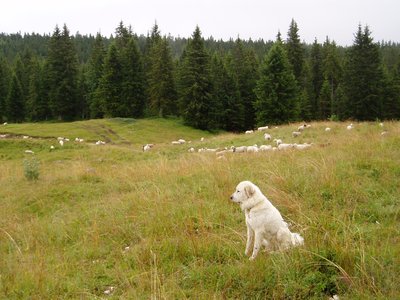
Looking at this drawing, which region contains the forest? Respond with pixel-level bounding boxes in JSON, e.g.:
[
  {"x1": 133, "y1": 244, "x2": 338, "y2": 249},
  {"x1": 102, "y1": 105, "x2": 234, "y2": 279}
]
[{"x1": 0, "y1": 20, "x2": 400, "y2": 131}]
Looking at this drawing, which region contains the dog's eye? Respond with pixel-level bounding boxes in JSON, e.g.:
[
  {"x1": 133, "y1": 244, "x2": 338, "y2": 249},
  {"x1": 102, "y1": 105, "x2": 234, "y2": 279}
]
[{"x1": 237, "y1": 190, "x2": 240, "y2": 193}]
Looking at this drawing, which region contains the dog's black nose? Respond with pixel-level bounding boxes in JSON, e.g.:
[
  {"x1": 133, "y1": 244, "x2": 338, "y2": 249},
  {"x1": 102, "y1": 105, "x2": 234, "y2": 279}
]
[{"x1": 230, "y1": 196, "x2": 233, "y2": 200}]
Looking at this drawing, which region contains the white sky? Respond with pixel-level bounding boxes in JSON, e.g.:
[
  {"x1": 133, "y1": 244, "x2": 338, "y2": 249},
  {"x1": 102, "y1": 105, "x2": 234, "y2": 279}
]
[{"x1": 1, "y1": 0, "x2": 399, "y2": 46}]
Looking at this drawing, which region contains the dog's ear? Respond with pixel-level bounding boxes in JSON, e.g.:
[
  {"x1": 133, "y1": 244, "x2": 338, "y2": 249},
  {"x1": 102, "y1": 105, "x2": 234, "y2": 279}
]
[{"x1": 244, "y1": 184, "x2": 255, "y2": 198}]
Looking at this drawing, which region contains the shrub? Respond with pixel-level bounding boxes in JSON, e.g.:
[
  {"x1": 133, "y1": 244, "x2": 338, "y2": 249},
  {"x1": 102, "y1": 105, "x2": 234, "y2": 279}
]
[{"x1": 23, "y1": 157, "x2": 40, "y2": 180}]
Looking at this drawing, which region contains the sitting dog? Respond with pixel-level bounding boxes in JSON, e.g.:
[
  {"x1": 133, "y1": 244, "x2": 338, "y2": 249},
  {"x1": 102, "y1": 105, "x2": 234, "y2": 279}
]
[{"x1": 230, "y1": 181, "x2": 304, "y2": 260}]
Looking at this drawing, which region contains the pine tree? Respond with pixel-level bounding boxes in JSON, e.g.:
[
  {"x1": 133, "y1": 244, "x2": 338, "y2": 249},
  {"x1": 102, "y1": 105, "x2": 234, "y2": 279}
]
[
  {"x1": 120, "y1": 37, "x2": 146, "y2": 117},
  {"x1": 254, "y1": 41, "x2": 298, "y2": 125},
  {"x1": 47, "y1": 24, "x2": 79, "y2": 120},
  {"x1": 309, "y1": 38, "x2": 324, "y2": 118},
  {"x1": 99, "y1": 43, "x2": 123, "y2": 117},
  {"x1": 319, "y1": 78, "x2": 332, "y2": 119},
  {"x1": 6, "y1": 74, "x2": 24, "y2": 122},
  {"x1": 147, "y1": 37, "x2": 178, "y2": 117},
  {"x1": 343, "y1": 25, "x2": 385, "y2": 120},
  {"x1": 286, "y1": 19, "x2": 305, "y2": 85},
  {"x1": 178, "y1": 26, "x2": 213, "y2": 130},
  {"x1": 0, "y1": 55, "x2": 11, "y2": 122},
  {"x1": 381, "y1": 65, "x2": 400, "y2": 119},
  {"x1": 210, "y1": 53, "x2": 243, "y2": 131},
  {"x1": 87, "y1": 33, "x2": 106, "y2": 118},
  {"x1": 25, "y1": 56, "x2": 47, "y2": 121}
]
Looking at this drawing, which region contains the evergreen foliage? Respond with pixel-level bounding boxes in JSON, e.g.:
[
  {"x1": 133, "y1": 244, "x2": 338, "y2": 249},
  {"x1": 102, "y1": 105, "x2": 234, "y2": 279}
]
[
  {"x1": 254, "y1": 41, "x2": 299, "y2": 125},
  {"x1": 6, "y1": 73, "x2": 24, "y2": 122}
]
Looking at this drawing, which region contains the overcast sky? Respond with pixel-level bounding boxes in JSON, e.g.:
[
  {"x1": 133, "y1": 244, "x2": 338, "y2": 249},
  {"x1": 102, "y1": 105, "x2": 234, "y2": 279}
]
[{"x1": 1, "y1": 0, "x2": 399, "y2": 46}]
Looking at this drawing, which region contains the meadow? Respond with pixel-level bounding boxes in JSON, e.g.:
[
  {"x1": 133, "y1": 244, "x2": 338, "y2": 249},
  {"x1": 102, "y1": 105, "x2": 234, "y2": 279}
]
[{"x1": 0, "y1": 118, "x2": 399, "y2": 299}]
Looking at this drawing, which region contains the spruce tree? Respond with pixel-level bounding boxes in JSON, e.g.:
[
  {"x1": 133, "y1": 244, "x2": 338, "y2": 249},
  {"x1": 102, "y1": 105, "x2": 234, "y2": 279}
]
[
  {"x1": 178, "y1": 26, "x2": 213, "y2": 130},
  {"x1": 319, "y1": 78, "x2": 332, "y2": 119},
  {"x1": 47, "y1": 24, "x2": 79, "y2": 120},
  {"x1": 286, "y1": 19, "x2": 305, "y2": 85},
  {"x1": 310, "y1": 39, "x2": 324, "y2": 118},
  {"x1": 343, "y1": 25, "x2": 385, "y2": 120},
  {"x1": 254, "y1": 41, "x2": 298, "y2": 125},
  {"x1": 6, "y1": 74, "x2": 24, "y2": 122},
  {"x1": 87, "y1": 33, "x2": 106, "y2": 118},
  {"x1": 147, "y1": 37, "x2": 178, "y2": 117},
  {"x1": 0, "y1": 55, "x2": 10, "y2": 122}
]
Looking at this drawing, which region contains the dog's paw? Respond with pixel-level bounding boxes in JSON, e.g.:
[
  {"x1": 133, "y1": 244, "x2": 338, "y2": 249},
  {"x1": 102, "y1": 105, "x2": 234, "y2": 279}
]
[
  {"x1": 245, "y1": 250, "x2": 251, "y2": 256},
  {"x1": 249, "y1": 256, "x2": 256, "y2": 261}
]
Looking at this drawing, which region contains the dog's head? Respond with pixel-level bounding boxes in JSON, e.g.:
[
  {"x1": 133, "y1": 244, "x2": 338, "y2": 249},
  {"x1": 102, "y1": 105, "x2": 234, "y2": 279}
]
[{"x1": 230, "y1": 181, "x2": 257, "y2": 203}]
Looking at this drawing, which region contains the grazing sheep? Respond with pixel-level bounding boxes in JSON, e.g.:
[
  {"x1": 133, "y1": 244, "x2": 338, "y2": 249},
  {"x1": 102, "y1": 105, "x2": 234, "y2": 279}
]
[
  {"x1": 3, "y1": 122, "x2": 7, "y2": 125},
  {"x1": 379, "y1": 122, "x2": 384, "y2": 127},
  {"x1": 247, "y1": 145, "x2": 259, "y2": 153},
  {"x1": 325, "y1": 127, "x2": 331, "y2": 132},
  {"x1": 278, "y1": 143, "x2": 294, "y2": 150},
  {"x1": 245, "y1": 130, "x2": 254, "y2": 134},
  {"x1": 292, "y1": 131, "x2": 301, "y2": 137},
  {"x1": 294, "y1": 143, "x2": 312, "y2": 150},
  {"x1": 171, "y1": 141, "x2": 181, "y2": 145},
  {"x1": 381, "y1": 131, "x2": 388, "y2": 136},
  {"x1": 75, "y1": 138, "x2": 84, "y2": 142},
  {"x1": 232, "y1": 146, "x2": 247, "y2": 153},
  {"x1": 95, "y1": 140, "x2": 106, "y2": 145},
  {"x1": 204, "y1": 148, "x2": 219, "y2": 152},
  {"x1": 50, "y1": 145, "x2": 55, "y2": 150},
  {"x1": 264, "y1": 133, "x2": 272, "y2": 141},
  {"x1": 216, "y1": 149, "x2": 232, "y2": 156},
  {"x1": 200, "y1": 137, "x2": 205, "y2": 142},
  {"x1": 178, "y1": 139, "x2": 186, "y2": 144},
  {"x1": 59, "y1": 140, "x2": 64, "y2": 146},
  {"x1": 0, "y1": 134, "x2": 8, "y2": 138},
  {"x1": 188, "y1": 147, "x2": 195, "y2": 153},
  {"x1": 143, "y1": 144, "x2": 154, "y2": 152},
  {"x1": 257, "y1": 126, "x2": 269, "y2": 131},
  {"x1": 259, "y1": 145, "x2": 273, "y2": 151},
  {"x1": 273, "y1": 139, "x2": 282, "y2": 146},
  {"x1": 346, "y1": 123, "x2": 354, "y2": 130},
  {"x1": 298, "y1": 124, "x2": 307, "y2": 131},
  {"x1": 24, "y1": 150, "x2": 34, "y2": 154},
  {"x1": 23, "y1": 136, "x2": 29, "y2": 139}
]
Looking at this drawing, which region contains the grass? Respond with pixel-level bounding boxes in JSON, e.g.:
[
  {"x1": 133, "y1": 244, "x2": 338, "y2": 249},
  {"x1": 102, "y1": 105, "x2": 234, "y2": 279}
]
[{"x1": 0, "y1": 118, "x2": 399, "y2": 299}]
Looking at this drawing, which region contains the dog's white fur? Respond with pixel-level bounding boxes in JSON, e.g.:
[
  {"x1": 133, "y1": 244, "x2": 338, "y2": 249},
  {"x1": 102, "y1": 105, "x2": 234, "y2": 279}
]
[{"x1": 230, "y1": 181, "x2": 304, "y2": 260}]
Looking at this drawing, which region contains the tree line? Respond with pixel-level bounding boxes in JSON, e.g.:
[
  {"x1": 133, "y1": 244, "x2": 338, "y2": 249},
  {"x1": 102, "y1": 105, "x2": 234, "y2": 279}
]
[{"x1": 1, "y1": 20, "x2": 400, "y2": 131}]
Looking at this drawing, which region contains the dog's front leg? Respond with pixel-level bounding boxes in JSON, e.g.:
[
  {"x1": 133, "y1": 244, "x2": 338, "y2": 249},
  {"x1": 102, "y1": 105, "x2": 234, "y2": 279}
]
[
  {"x1": 245, "y1": 225, "x2": 254, "y2": 256},
  {"x1": 249, "y1": 231, "x2": 263, "y2": 261}
]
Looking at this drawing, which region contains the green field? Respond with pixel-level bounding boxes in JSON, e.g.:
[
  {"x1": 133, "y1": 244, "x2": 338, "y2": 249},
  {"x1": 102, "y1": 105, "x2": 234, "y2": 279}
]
[{"x1": 1, "y1": 118, "x2": 399, "y2": 299}]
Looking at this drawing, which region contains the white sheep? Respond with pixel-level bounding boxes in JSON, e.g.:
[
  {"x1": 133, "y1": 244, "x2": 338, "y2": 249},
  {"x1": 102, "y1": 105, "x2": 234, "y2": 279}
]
[
  {"x1": 325, "y1": 127, "x2": 331, "y2": 132},
  {"x1": 200, "y1": 137, "x2": 205, "y2": 142},
  {"x1": 95, "y1": 140, "x2": 106, "y2": 145},
  {"x1": 59, "y1": 140, "x2": 64, "y2": 146},
  {"x1": 171, "y1": 141, "x2": 181, "y2": 145},
  {"x1": 50, "y1": 145, "x2": 55, "y2": 150},
  {"x1": 379, "y1": 122, "x2": 384, "y2": 127},
  {"x1": 381, "y1": 131, "x2": 388, "y2": 136},
  {"x1": 245, "y1": 130, "x2": 254, "y2": 134},
  {"x1": 232, "y1": 146, "x2": 247, "y2": 153},
  {"x1": 257, "y1": 126, "x2": 269, "y2": 131},
  {"x1": 24, "y1": 150, "x2": 34, "y2": 154},
  {"x1": 264, "y1": 133, "x2": 272, "y2": 141},
  {"x1": 143, "y1": 144, "x2": 154, "y2": 152},
  {"x1": 298, "y1": 124, "x2": 307, "y2": 131},
  {"x1": 247, "y1": 145, "x2": 259, "y2": 152},
  {"x1": 178, "y1": 139, "x2": 186, "y2": 144},
  {"x1": 204, "y1": 148, "x2": 218, "y2": 152},
  {"x1": 346, "y1": 123, "x2": 354, "y2": 130},
  {"x1": 292, "y1": 131, "x2": 301, "y2": 137},
  {"x1": 216, "y1": 149, "x2": 232, "y2": 156},
  {"x1": 23, "y1": 136, "x2": 29, "y2": 139},
  {"x1": 75, "y1": 138, "x2": 84, "y2": 142},
  {"x1": 294, "y1": 143, "x2": 312, "y2": 150},
  {"x1": 278, "y1": 143, "x2": 294, "y2": 150},
  {"x1": 3, "y1": 122, "x2": 7, "y2": 125},
  {"x1": 259, "y1": 145, "x2": 273, "y2": 151},
  {"x1": 188, "y1": 147, "x2": 195, "y2": 153},
  {"x1": 273, "y1": 138, "x2": 282, "y2": 146}
]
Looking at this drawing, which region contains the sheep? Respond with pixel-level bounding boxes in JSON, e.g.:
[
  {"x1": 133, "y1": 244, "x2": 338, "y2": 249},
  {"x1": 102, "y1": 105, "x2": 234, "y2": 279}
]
[
  {"x1": 200, "y1": 137, "x2": 205, "y2": 142},
  {"x1": 245, "y1": 130, "x2": 254, "y2": 134},
  {"x1": 216, "y1": 149, "x2": 232, "y2": 156},
  {"x1": 178, "y1": 139, "x2": 186, "y2": 144},
  {"x1": 23, "y1": 136, "x2": 29, "y2": 139},
  {"x1": 75, "y1": 138, "x2": 84, "y2": 142},
  {"x1": 171, "y1": 141, "x2": 181, "y2": 145},
  {"x1": 57, "y1": 137, "x2": 64, "y2": 141},
  {"x1": 0, "y1": 134, "x2": 7, "y2": 138},
  {"x1": 264, "y1": 133, "x2": 272, "y2": 141},
  {"x1": 50, "y1": 145, "x2": 55, "y2": 150},
  {"x1": 325, "y1": 127, "x2": 331, "y2": 132},
  {"x1": 259, "y1": 145, "x2": 273, "y2": 151},
  {"x1": 246, "y1": 145, "x2": 259, "y2": 152},
  {"x1": 24, "y1": 150, "x2": 34, "y2": 154},
  {"x1": 298, "y1": 124, "x2": 307, "y2": 131},
  {"x1": 95, "y1": 140, "x2": 106, "y2": 145},
  {"x1": 278, "y1": 143, "x2": 294, "y2": 150},
  {"x1": 292, "y1": 131, "x2": 301, "y2": 137},
  {"x1": 346, "y1": 123, "x2": 354, "y2": 130},
  {"x1": 188, "y1": 147, "x2": 195, "y2": 153},
  {"x1": 3, "y1": 122, "x2": 7, "y2": 125},
  {"x1": 232, "y1": 146, "x2": 247, "y2": 153},
  {"x1": 273, "y1": 138, "x2": 282, "y2": 146},
  {"x1": 381, "y1": 131, "x2": 388, "y2": 136},
  {"x1": 59, "y1": 140, "x2": 64, "y2": 146},
  {"x1": 143, "y1": 144, "x2": 154, "y2": 152},
  {"x1": 379, "y1": 122, "x2": 384, "y2": 127},
  {"x1": 257, "y1": 126, "x2": 269, "y2": 131},
  {"x1": 294, "y1": 143, "x2": 312, "y2": 150},
  {"x1": 204, "y1": 148, "x2": 219, "y2": 152}
]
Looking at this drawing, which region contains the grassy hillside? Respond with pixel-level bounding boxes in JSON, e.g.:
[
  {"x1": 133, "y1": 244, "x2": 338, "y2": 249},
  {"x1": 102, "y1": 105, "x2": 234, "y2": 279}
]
[{"x1": 0, "y1": 118, "x2": 399, "y2": 299}]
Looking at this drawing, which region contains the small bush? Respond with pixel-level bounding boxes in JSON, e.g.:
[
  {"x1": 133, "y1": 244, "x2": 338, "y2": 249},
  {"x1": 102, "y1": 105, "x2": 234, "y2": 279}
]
[{"x1": 23, "y1": 157, "x2": 40, "y2": 180}]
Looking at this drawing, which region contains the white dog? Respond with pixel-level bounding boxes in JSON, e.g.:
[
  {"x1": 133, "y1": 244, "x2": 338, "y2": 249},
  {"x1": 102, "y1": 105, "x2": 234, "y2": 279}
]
[{"x1": 230, "y1": 181, "x2": 304, "y2": 260}]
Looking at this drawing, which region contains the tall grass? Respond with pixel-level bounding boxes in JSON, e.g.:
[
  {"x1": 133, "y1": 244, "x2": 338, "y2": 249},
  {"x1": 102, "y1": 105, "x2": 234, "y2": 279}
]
[{"x1": 0, "y1": 119, "x2": 399, "y2": 299}]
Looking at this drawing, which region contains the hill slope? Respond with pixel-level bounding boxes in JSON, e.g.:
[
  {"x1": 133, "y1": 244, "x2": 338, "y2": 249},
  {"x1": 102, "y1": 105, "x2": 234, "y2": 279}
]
[{"x1": 0, "y1": 119, "x2": 399, "y2": 299}]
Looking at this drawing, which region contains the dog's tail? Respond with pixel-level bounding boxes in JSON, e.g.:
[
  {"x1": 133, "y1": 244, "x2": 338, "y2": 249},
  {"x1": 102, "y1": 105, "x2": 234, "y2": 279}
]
[{"x1": 291, "y1": 232, "x2": 304, "y2": 247}]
